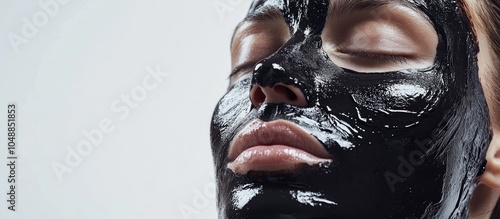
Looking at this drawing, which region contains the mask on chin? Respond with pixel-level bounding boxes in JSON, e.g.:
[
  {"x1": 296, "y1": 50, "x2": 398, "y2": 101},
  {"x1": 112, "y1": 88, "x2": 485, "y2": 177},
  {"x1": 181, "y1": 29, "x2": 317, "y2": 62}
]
[{"x1": 210, "y1": 0, "x2": 491, "y2": 218}]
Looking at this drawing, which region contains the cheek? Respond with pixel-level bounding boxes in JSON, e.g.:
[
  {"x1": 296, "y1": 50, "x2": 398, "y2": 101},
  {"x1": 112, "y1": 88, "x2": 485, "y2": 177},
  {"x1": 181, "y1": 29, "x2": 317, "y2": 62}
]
[
  {"x1": 352, "y1": 83, "x2": 441, "y2": 128},
  {"x1": 353, "y1": 83, "x2": 436, "y2": 112},
  {"x1": 316, "y1": 71, "x2": 446, "y2": 129},
  {"x1": 212, "y1": 77, "x2": 253, "y2": 146}
]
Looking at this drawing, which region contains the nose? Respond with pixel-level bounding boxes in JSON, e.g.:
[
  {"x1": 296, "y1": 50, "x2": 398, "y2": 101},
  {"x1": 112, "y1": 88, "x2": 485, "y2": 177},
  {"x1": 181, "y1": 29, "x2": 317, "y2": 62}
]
[
  {"x1": 250, "y1": 62, "x2": 307, "y2": 107},
  {"x1": 250, "y1": 83, "x2": 307, "y2": 107}
]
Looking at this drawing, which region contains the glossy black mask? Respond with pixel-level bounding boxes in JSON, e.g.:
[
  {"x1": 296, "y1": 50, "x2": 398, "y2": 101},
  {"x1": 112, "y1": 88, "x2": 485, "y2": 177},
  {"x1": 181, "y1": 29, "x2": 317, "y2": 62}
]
[{"x1": 210, "y1": 0, "x2": 491, "y2": 218}]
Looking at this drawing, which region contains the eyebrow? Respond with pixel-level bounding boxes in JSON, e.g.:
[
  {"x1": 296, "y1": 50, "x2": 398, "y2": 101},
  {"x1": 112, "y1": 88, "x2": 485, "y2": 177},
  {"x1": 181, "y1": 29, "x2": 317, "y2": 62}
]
[
  {"x1": 328, "y1": 0, "x2": 427, "y2": 19},
  {"x1": 329, "y1": 0, "x2": 391, "y2": 18}
]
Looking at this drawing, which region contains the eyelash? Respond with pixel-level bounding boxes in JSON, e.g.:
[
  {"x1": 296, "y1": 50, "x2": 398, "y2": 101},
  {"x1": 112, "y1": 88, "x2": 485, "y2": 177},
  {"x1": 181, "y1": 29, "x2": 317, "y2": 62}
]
[
  {"x1": 229, "y1": 48, "x2": 412, "y2": 84},
  {"x1": 229, "y1": 63, "x2": 255, "y2": 85},
  {"x1": 229, "y1": 52, "x2": 410, "y2": 80},
  {"x1": 346, "y1": 51, "x2": 410, "y2": 64}
]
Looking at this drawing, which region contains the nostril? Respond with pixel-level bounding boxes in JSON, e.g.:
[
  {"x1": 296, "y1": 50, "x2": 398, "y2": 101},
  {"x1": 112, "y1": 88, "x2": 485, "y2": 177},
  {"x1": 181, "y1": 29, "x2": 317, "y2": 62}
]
[
  {"x1": 274, "y1": 85, "x2": 297, "y2": 101},
  {"x1": 250, "y1": 83, "x2": 307, "y2": 108},
  {"x1": 251, "y1": 86, "x2": 266, "y2": 106}
]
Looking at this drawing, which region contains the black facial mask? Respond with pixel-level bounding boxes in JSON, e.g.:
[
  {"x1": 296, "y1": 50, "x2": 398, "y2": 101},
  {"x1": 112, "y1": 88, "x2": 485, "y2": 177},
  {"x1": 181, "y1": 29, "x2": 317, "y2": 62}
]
[{"x1": 210, "y1": 0, "x2": 492, "y2": 218}]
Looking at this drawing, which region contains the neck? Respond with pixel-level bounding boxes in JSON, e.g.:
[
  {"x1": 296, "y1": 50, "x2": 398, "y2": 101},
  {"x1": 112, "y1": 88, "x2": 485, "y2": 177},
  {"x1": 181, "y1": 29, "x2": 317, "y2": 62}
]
[{"x1": 469, "y1": 184, "x2": 500, "y2": 219}]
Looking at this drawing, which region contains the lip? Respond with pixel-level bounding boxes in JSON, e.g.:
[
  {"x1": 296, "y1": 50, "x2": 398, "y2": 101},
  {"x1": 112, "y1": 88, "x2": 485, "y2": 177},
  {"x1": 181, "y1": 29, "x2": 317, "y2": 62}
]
[{"x1": 227, "y1": 119, "x2": 332, "y2": 174}]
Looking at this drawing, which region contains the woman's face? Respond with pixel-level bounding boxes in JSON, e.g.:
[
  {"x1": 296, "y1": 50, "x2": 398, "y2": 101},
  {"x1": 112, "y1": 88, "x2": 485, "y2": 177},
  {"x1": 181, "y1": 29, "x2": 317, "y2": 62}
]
[{"x1": 210, "y1": 0, "x2": 492, "y2": 218}]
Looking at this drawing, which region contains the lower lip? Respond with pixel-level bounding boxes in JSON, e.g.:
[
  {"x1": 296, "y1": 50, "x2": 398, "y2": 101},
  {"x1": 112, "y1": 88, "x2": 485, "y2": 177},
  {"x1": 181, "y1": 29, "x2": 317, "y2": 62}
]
[{"x1": 227, "y1": 145, "x2": 332, "y2": 175}]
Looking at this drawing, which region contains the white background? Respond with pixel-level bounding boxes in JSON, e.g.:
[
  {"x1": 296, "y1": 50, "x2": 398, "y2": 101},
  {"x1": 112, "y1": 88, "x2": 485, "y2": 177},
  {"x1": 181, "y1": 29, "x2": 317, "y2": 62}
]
[{"x1": 0, "y1": 0, "x2": 251, "y2": 218}]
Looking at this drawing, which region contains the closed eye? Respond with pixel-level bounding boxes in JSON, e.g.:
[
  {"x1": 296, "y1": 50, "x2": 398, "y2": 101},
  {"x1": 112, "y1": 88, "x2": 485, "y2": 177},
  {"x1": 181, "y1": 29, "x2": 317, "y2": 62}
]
[
  {"x1": 228, "y1": 61, "x2": 255, "y2": 82},
  {"x1": 229, "y1": 7, "x2": 290, "y2": 85},
  {"x1": 321, "y1": 4, "x2": 438, "y2": 73},
  {"x1": 339, "y1": 51, "x2": 411, "y2": 64}
]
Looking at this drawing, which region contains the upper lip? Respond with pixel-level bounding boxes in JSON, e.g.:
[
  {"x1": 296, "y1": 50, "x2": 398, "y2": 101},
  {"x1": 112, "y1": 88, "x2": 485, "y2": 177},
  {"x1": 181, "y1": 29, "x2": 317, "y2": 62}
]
[{"x1": 228, "y1": 119, "x2": 332, "y2": 161}]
